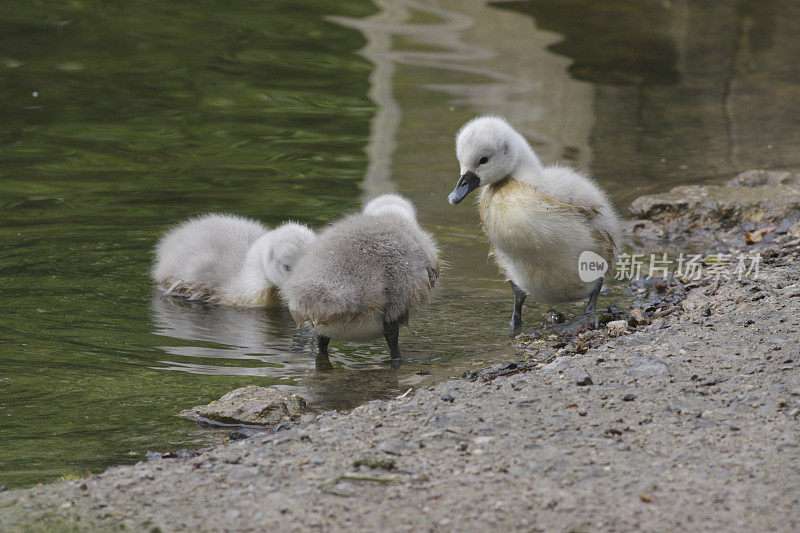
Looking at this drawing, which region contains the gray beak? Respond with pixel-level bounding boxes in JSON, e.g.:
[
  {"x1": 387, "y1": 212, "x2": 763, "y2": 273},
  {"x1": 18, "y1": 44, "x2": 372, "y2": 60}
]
[{"x1": 447, "y1": 171, "x2": 481, "y2": 205}]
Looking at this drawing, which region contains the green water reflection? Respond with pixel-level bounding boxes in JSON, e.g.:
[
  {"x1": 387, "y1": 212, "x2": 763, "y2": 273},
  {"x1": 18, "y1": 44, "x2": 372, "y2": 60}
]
[{"x1": 0, "y1": 0, "x2": 381, "y2": 488}]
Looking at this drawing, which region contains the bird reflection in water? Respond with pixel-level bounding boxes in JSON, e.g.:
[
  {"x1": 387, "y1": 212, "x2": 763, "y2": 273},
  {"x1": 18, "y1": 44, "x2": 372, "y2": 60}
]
[{"x1": 150, "y1": 291, "x2": 402, "y2": 411}]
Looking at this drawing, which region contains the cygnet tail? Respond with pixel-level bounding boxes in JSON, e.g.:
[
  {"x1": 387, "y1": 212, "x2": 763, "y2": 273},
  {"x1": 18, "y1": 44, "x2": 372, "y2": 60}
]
[{"x1": 284, "y1": 280, "x2": 383, "y2": 328}]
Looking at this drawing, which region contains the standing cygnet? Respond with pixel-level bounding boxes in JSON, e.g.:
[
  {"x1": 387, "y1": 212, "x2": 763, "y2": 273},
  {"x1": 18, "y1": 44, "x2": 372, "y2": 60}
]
[
  {"x1": 153, "y1": 214, "x2": 315, "y2": 307},
  {"x1": 281, "y1": 194, "x2": 440, "y2": 361},
  {"x1": 447, "y1": 116, "x2": 621, "y2": 333}
]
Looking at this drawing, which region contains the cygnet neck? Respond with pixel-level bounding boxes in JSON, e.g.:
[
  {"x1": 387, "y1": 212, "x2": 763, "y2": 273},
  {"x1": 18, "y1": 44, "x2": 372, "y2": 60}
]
[
  {"x1": 240, "y1": 234, "x2": 272, "y2": 288},
  {"x1": 512, "y1": 140, "x2": 544, "y2": 181}
]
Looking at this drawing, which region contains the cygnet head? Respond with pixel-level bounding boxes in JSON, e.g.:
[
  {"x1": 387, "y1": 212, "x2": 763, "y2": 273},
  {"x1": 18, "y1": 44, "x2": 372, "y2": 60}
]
[
  {"x1": 363, "y1": 194, "x2": 417, "y2": 221},
  {"x1": 448, "y1": 116, "x2": 529, "y2": 205},
  {"x1": 256, "y1": 222, "x2": 315, "y2": 287}
]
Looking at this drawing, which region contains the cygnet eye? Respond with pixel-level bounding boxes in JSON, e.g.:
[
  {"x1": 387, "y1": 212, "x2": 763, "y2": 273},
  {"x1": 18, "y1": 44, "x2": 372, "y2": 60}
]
[
  {"x1": 478, "y1": 156, "x2": 489, "y2": 165},
  {"x1": 283, "y1": 264, "x2": 291, "y2": 272}
]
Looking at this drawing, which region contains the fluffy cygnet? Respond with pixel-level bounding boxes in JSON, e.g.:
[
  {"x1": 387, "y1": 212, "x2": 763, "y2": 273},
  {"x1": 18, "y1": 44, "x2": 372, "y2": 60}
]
[
  {"x1": 152, "y1": 213, "x2": 315, "y2": 307},
  {"x1": 281, "y1": 194, "x2": 439, "y2": 360},
  {"x1": 447, "y1": 115, "x2": 621, "y2": 332}
]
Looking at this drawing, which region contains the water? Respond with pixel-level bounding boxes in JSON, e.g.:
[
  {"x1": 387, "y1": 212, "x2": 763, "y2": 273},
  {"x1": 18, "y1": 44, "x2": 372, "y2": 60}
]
[{"x1": 2, "y1": 0, "x2": 798, "y2": 488}]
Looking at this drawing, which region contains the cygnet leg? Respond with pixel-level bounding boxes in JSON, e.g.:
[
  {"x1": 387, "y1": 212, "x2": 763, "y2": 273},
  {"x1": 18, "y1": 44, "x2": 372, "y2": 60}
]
[
  {"x1": 382, "y1": 321, "x2": 401, "y2": 361},
  {"x1": 510, "y1": 281, "x2": 527, "y2": 333},
  {"x1": 550, "y1": 278, "x2": 604, "y2": 335},
  {"x1": 315, "y1": 351, "x2": 333, "y2": 371},
  {"x1": 583, "y1": 277, "x2": 604, "y2": 326},
  {"x1": 317, "y1": 334, "x2": 331, "y2": 354}
]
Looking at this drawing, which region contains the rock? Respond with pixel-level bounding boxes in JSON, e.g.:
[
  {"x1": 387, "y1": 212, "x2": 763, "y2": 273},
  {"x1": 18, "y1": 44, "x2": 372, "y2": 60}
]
[
  {"x1": 606, "y1": 320, "x2": 628, "y2": 337},
  {"x1": 541, "y1": 309, "x2": 565, "y2": 325},
  {"x1": 726, "y1": 169, "x2": 800, "y2": 188},
  {"x1": 543, "y1": 357, "x2": 574, "y2": 372},
  {"x1": 626, "y1": 169, "x2": 800, "y2": 246},
  {"x1": 353, "y1": 456, "x2": 396, "y2": 471},
  {"x1": 575, "y1": 373, "x2": 593, "y2": 386},
  {"x1": 681, "y1": 291, "x2": 710, "y2": 317},
  {"x1": 441, "y1": 394, "x2": 455, "y2": 403},
  {"x1": 774, "y1": 218, "x2": 797, "y2": 235},
  {"x1": 627, "y1": 357, "x2": 669, "y2": 378},
  {"x1": 787, "y1": 221, "x2": 800, "y2": 239},
  {"x1": 629, "y1": 183, "x2": 800, "y2": 230},
  {"x1": 745, "y1": 226, "x2": 775, "y2": 244},
  {"x1": 181, "y1": 386, "x2": 307, "y2": 426},
  {"x1": 628, "y1": 308, "x2": 648, "y2": 327}
]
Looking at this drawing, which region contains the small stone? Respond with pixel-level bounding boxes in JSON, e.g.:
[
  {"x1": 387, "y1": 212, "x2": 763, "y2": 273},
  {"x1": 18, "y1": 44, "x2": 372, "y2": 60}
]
[
  {"x1": 622, "y1": 393, "x2": 636, "y2": 402},
  {"x1": 441, "y1": 394, "x2": 455, "y2": 403},
  {"x1": 606, "y1": 320, "x2": 628, "y2": 337},
  {"x1": 180, "y1": 386, "x2": 307, "y2": 426},
  {"x1": 777, "y1": 398, "x2": 788, "y2": 409},
  {"x1": 353, "y1": 456, "x2": 396, "y2": 471},
  {"x1": 576, "y1": 374, "x2": 593, "y2": 386},
  {"x1": 639, "y1": 493, "x2": 653, "y2": 503},
  {"x1": 228, "y1": 431, "x2": 249, "y2": 441},
  {"x1": 628, "y1": 308, "x2": 648, "y2": 327},
  {"x1": 541, "y1": 309, "x2": 566, "y2": 325}
]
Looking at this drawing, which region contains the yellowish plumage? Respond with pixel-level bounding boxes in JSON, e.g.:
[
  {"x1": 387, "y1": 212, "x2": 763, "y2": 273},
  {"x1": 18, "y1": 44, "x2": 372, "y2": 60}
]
[{"x1": 479, "y1": 177, "x2": 617, "y2": 303}]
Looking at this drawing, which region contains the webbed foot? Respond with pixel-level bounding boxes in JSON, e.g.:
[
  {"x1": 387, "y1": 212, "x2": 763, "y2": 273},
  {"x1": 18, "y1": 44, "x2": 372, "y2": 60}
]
[
  {"x1": 547, "y1": 312, "x2": 598, "y2": 336},
  {"x1": 544, "y1": 278, "x2": 603, "y2": 336}
]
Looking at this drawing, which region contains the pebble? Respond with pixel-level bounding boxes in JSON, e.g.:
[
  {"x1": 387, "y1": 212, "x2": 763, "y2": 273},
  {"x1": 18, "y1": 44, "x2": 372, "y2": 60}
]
[
  {"x1": 441, "y1": 394, "x2": 455, "y2": 402},
  {"x1": 541, "y1": 309, "x2": 566, "y2": 325},
  {"x1": 628, "y1": 308, "x2": 648, "y2": 327},
  {"x1": 606, "y1": 320, "x2": 628, "y2": 337},
  {"x1": 576, "y1": 374, "x2": 593, "y2": 386},
  {"x1": 622, "y1": 394, "x2": 636, "y2": 402}
]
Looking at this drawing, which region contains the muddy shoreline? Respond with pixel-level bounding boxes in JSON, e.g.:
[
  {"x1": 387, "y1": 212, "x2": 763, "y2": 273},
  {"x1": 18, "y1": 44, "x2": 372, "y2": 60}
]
[{"x1": 2, "y1": 175, "x2": 799, "y2": 532}]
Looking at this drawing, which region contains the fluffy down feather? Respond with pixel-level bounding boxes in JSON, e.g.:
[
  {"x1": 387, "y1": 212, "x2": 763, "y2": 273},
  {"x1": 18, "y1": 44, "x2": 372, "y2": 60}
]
[
  {"x1": 281, "y1": 206, "x2": 439, "y2": 340},
  {"x1": 152, "y1": 213, "x2": 314, "y2": 306}
]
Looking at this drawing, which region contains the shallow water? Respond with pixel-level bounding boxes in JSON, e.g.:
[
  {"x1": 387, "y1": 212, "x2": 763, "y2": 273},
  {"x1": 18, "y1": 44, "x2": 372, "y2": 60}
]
[{"x1": 2, "y1": 0, "x2": 799, "y2": 488}]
